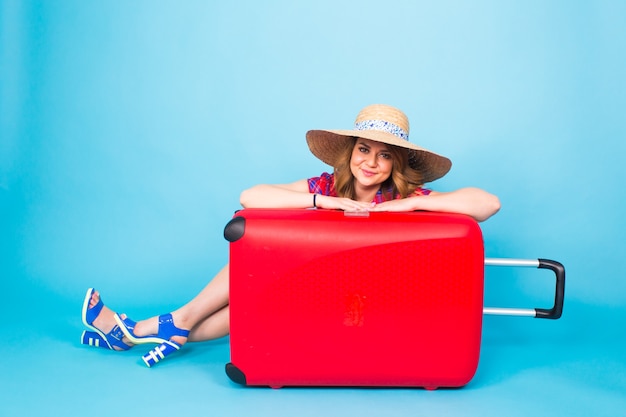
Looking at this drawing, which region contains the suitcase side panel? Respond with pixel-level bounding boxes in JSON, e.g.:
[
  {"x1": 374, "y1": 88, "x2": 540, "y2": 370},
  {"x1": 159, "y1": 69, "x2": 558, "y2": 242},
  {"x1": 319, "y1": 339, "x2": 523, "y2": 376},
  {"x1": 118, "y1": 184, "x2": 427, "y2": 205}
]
[{"x1": 228, "y1": 209, "x2": 484, "y2": 388}]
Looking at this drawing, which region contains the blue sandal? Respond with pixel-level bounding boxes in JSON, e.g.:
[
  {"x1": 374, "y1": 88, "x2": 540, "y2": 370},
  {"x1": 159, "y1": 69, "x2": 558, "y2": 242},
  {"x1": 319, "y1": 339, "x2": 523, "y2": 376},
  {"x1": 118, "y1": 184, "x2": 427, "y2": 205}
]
[
  {"x1": 141, "y1": 340, "x2": 182, "y2": 367},
  {"x1": 80, "y1": 330, "x2": 133, "y2": 350},
  {"x1": 81, "y1": 330, "x2": 109, "y2": 349},
  {"x1": 114, "y1": 313, "x2": 190, "y2": 367},
  {"x1": 81, "y1": 288, "x2": 133, "y2": 351}
]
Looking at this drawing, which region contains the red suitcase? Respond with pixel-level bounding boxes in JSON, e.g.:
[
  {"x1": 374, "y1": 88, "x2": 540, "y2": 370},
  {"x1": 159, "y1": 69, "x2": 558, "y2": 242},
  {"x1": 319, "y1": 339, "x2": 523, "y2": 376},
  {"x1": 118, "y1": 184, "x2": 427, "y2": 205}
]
[{"x1": 224, "y1": 208, "x2": 564, "y2": 389}]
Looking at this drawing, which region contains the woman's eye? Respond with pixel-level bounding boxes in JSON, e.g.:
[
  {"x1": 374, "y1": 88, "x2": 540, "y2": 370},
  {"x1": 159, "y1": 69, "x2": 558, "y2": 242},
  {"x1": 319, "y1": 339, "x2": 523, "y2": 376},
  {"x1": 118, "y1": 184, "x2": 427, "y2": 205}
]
[
  {"x1": 359, "y1": 147, "x2": 369, "y2": 153},
  {"x1": 380, "y1": 153, "x2": 391, "y2": 160}
]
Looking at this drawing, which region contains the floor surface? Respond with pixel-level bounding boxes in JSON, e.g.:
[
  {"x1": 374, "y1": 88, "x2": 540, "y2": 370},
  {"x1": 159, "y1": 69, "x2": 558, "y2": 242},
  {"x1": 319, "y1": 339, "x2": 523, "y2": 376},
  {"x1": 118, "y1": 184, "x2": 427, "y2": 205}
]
[{"x1": 2, "y1": 295, "x2": 624, "y2": 417}]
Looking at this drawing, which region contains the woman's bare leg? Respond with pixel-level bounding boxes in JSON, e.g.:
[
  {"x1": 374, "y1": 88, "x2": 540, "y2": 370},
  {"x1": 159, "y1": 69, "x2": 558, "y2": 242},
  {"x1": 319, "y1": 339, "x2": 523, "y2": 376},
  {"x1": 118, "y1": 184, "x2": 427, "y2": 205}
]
[
  {"x1": 129, "y1": 264, "x2": 230, "y2": 345},
  {"x1": 187, "y1": 305, "x2": 229, "y2": 342}
]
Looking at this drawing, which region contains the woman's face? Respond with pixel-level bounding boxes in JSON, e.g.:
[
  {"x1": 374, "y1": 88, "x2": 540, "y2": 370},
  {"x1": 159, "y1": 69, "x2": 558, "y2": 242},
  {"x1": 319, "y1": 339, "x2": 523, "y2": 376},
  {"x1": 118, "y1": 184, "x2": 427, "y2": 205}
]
[{"x1": 350, "y1": 138, "x2": 393, "y2": 188}]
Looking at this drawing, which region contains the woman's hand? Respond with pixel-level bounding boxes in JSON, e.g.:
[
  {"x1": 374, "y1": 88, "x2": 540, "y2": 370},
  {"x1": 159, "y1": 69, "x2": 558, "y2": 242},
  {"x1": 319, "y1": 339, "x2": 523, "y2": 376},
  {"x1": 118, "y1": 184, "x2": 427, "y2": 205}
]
[
  {"x1": 368, "y1": 198, "x2": 417, "y2": 212},
  {"x1": 369, "y1": 188, "x2": 500, "y2": 222},
  {"x1": 314, "y1": 195, "x2": 374, "y2": 212}
]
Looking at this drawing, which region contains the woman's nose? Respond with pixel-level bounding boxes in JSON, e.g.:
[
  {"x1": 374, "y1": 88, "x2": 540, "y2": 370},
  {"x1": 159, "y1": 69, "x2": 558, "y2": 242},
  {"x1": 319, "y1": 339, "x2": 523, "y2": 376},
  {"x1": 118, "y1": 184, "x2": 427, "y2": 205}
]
[{"x1": 365, "y1": 154, "x2": 377, "y2": 166}]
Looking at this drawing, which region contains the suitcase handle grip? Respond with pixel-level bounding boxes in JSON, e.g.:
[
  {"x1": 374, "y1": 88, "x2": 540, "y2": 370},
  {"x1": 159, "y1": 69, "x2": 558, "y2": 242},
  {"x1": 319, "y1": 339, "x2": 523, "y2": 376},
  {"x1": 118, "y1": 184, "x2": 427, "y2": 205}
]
[
  {"x1": 483, "y1": 258, "x2": 565, "y2": 320},
  {"x1": 535, "y1": 258, "x2": 565, "y2": 319}
]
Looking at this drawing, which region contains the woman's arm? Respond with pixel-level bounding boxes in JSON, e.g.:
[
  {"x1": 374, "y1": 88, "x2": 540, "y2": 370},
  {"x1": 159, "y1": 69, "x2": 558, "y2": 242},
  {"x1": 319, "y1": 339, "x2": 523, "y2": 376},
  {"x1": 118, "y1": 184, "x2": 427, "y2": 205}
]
[
  {"x1": 239, "y1": 180, "x2": 313, "y2": 209},
  {"x1": 240, "y1": 180, "x2": 374, "y2": 211},
  {"x1": 371, "y1": 187, "x2": 501, "y2": 222}
]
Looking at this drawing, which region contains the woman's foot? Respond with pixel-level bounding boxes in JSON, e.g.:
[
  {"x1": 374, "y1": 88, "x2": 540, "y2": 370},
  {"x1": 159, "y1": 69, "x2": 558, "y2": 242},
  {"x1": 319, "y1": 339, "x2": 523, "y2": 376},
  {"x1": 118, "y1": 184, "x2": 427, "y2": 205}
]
[
  {"x1": 114, "y1": 312, "x2": 190, "y2": 367},
  {"x1": 129, "y1": 313, "x2": 190, "y2": 347},
  {"x1": 81, "y1": 288, "x2": 134, "y2": 351},
  {"x1": 114, "y1": 312, "x2": 190, "y2": 347}
]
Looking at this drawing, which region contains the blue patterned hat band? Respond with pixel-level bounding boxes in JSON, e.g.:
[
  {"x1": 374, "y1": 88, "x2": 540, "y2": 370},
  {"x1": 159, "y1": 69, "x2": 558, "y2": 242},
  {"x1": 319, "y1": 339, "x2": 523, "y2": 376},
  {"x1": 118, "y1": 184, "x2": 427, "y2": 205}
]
[{"x1": 354, "y1": 119, "x2": 409, "y2": 141}]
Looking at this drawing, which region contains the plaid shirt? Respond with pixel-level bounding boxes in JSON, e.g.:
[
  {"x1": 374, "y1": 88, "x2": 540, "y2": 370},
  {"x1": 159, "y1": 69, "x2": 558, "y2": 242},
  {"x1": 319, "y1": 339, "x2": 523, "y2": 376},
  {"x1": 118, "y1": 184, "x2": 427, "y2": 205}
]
[{"x1": 307, "y1": 172, "x2": 430, "y2": 203}]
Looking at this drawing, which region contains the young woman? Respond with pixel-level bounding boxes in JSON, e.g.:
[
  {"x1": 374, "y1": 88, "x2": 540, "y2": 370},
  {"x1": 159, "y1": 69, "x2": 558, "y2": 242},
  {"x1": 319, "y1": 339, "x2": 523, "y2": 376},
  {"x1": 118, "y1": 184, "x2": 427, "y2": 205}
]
[{"x1": 81, "y1": 104, "x2": 500, "y2": 366}]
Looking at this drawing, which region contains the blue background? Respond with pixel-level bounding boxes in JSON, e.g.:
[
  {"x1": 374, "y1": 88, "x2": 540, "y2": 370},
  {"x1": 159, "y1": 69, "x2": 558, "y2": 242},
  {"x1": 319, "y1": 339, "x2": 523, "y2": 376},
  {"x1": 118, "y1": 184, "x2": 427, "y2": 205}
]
[{"x1": 1, "y1": 1, "x2": 625, "y2": 416}]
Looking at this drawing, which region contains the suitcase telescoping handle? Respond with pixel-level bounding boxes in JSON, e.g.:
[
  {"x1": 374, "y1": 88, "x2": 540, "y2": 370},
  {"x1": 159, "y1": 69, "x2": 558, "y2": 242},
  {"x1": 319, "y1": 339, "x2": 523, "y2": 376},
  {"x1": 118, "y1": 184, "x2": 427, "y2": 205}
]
[{"x1": 483, "y1": 258, "x2": 565, "y2": 319}]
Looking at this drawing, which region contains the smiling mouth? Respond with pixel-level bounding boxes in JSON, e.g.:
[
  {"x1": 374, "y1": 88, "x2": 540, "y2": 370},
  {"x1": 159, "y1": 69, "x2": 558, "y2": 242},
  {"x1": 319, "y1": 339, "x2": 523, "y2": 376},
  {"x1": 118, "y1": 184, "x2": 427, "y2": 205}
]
[{"x1": 361, "y1": 169, "x2": 377, "y2": 177}]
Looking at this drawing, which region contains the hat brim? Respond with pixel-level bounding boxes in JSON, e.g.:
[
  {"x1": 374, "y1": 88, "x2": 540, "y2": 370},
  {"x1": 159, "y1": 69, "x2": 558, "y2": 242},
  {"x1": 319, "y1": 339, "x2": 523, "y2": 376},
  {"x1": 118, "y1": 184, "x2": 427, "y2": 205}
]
[{"x1": 306, "y1": 129, "x2": 452, "y2": 184}]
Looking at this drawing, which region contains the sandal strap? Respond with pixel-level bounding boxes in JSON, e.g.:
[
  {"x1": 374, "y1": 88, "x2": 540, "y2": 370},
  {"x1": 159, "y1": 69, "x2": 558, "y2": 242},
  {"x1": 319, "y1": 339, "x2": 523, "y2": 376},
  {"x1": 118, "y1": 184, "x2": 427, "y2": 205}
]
[
  {"x1": 106, "y1": 325, "x2": 132, "y2": 350},
  {"x1": 114, "y1": 313, "x2": 189, "y2": 346},
  {"x1": 84, "y1": 294, "x2": 104, "y2": 327},
  {"x1": 157, "y1": 314, "x2": 190, "y2": 339}
]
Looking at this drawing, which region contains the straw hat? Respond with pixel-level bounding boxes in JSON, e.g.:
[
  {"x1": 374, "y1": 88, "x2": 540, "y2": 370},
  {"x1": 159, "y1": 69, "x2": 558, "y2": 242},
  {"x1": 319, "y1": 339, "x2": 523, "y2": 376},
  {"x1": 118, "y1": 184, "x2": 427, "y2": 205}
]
[{"x1": 306, "y1": 104, "x2": 452, "y2": 183}]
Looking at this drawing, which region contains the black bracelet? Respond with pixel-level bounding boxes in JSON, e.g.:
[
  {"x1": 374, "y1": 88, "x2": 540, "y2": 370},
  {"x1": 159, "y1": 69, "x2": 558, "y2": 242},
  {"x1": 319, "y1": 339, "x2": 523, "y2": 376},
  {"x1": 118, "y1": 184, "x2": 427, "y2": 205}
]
[{"x1": 313, "y1": 194, "x2": 317, "y2": 208}]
